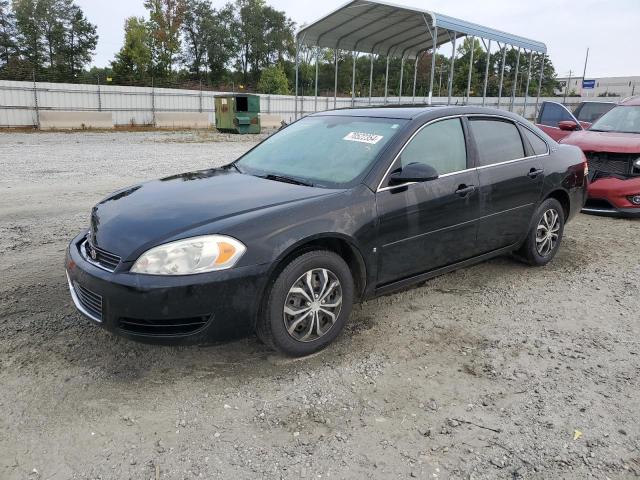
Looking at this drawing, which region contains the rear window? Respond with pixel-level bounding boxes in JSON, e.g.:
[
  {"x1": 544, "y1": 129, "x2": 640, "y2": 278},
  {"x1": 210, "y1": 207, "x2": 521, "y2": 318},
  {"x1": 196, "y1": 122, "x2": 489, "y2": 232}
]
[
  {"x1": 469, "y1": 119, "x2": 525, "y2": 166},
  {"x1": 574, "y1": 102, "x2": 615, "y2": 123},
  {"x1": 521, "y1": 127, "x2": 549, "y2": 155}
]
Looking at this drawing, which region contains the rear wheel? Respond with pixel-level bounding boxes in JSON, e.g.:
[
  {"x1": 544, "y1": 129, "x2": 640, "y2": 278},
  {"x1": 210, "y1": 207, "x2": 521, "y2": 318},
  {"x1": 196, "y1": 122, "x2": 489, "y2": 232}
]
[
  {"x1": 257, "y1": 250, "x2": 354, "y2": 357},
  {"x1": 517, "y1": 198, "x2": 565, "y2": 266}
]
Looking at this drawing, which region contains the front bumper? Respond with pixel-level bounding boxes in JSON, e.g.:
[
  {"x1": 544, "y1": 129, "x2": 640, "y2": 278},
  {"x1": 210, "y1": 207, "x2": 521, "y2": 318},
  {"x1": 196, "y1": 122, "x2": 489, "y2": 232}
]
[
  {"x1": 583, "y1": 176, "x2": 640, "y2": 218},
  {"x1": 65, "y1": 232, "x2": 271, "y2": 345}
]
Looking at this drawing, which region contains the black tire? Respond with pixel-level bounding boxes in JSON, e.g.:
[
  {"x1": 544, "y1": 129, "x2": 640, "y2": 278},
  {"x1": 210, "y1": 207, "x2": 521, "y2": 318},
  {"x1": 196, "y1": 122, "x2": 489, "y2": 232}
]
[
  {"x1": 517, "y1": 198, "x2": 565, "y2": 266},
  {"x1": 257, "y1": 250, "x2": 354, "y2": 357}
]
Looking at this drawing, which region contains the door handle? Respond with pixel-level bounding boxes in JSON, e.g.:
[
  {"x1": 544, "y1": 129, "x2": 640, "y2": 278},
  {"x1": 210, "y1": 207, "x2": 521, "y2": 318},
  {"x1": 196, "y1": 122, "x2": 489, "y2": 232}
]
[
  {"x1": 528, "y1": 168, "x2": 544, "y2": 179},
  {"x1": 455, "y1": 184, "x2": 476, "y2": 197}
]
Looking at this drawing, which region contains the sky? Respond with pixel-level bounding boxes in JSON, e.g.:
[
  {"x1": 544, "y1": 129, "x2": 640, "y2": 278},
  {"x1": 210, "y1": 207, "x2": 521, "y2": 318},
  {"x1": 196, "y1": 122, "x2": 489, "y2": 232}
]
[{"x1": 75, "y1": 0, "x2": 640, "y2": 79}]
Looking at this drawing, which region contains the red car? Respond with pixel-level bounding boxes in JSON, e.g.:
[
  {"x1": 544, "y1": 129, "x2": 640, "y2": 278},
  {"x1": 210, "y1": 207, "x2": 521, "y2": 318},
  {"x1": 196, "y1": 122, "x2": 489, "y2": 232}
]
[
  {"x1": 536, "y1": 100, "x2": 616, "y2": 142},
  {"x1": 536, "y1": 98, "x2": 640, "y2": 217}
]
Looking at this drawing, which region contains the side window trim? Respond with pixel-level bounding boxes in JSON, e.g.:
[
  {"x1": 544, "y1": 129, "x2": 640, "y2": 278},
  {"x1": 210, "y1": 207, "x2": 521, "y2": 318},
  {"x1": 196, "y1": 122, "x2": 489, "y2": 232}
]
[{"x1": 376, "y1": 115, "x2": 470, "y2": 192}]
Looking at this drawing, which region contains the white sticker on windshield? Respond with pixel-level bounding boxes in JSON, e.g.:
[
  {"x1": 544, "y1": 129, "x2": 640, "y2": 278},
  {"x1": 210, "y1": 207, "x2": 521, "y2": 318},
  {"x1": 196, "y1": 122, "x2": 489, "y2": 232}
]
[{"x1": 343, "y1": 132, "x2": 384, "y2": 145}]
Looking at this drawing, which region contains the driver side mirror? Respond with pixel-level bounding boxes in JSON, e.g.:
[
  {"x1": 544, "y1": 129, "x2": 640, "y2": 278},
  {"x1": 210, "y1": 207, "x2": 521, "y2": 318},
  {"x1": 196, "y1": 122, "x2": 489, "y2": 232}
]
[
  {"x1": 389, "y1": 162, "x2": 439, "y2": 186},
  {"x1": 558, "y1": 120, "x2": 580, "y2": 131}
]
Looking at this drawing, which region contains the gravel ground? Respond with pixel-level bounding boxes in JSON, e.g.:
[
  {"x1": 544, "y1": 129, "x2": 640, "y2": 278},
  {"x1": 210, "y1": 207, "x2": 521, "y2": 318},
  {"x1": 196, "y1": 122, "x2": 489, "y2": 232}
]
[{"x1": 0, "y1": 131, "x2": 639, "y2": 480}]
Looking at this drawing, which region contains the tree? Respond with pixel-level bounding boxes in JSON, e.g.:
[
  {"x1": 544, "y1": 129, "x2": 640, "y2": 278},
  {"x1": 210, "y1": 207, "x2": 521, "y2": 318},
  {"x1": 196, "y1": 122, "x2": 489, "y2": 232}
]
[
  {"x1": 234, "y1": 0, "x2": 294, "y2": 85},
  {"x1": 63, "y1": 4, "x2": 96, "y2": 78},
  {"x1": 204, "y1": 3, "x2": 237, "y2": 82},
  {"x1": 0, "y1": 0, "x2": 16, "y2": 67},
  {"x1": 11, "y1": 0, "x2": 96, "y2": 80},
  {"x1": 181, "y1": 0, "x2": 213, "y2": 77},
  {"x1": 12, "y1": 0, "x2": 44, "y2": 70},
  {"x1": 111, "y1": 17, "x2": 152, "y2": 84},
  {"x1": 257, "y1": 64, "x2": 288, "y2": 94},
  {"x1": 144, "y1": 0, "x2": 186, "y2": 76}
]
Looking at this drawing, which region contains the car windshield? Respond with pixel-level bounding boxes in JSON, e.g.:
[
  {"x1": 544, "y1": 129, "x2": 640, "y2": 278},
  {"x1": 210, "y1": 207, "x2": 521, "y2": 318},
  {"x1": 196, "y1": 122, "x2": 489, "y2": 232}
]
[
  {"x1": 590, "y1": 106, "x2": 640, "y2": 134},
  {"x1": 236, "y1": 115, "x2": 407, "y2": 188}
]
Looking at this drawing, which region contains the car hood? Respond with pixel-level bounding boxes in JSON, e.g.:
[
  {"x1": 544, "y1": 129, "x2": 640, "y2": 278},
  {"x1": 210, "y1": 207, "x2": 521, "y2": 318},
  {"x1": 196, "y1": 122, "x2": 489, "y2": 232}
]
[
  {"x1": 90, "y1": 168, "x2": 337, "y2": 260},
  {"x1": 560, "y1": 130, "x2": 640, "y2": 153}
]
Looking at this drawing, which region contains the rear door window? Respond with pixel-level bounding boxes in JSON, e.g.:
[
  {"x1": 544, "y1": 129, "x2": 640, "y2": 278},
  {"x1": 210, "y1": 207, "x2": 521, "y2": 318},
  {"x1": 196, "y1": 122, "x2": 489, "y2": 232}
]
[
  {"x1": 469, "y1": 118, "x2": 525, "y2": 166},
  {"x1": 521, "y1": 127, "x2": 549, "y2": 155},
  {"x1": 538, "y1": 102, "x2": 574, "y2": 127}
]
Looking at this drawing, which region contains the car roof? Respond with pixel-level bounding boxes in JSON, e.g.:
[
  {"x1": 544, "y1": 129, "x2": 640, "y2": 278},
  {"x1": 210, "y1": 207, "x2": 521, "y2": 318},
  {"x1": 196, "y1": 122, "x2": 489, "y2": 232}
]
[{"x1": 310, "y1": 105, "x2": 525, "y2": 121}]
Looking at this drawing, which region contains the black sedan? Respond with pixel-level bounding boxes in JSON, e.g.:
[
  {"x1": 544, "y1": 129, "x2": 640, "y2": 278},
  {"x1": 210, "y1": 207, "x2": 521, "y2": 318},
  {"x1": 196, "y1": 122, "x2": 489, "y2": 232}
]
[{"x1": 66, "y1": 106, "x2": 588, "y2": 357}]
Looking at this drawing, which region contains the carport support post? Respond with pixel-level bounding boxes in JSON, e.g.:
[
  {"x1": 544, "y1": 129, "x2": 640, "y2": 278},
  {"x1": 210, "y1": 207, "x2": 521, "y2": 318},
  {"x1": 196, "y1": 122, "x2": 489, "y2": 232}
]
[
  {"x1": 97, "y1": 75, "x2": 102, "y2": 112},
  {"x1": 412, "y1": 55, "x2": 419, "y2": 104},
  {"x1": 314, "y1": 48, "x2": 319, "y2": 112},
  {"x1": 334, "y1": 49, "x2": 339, "y2": 109},
  {"x1": 428, "y1": 26, "x2": 438, "y2": 105},
  {"x1": 384, "y1": 56, "x2": 390, "y2": 104},
  {"x1": 447, "y1": 32, "x2": 457, "y2": 106},
  {"x1": 523, "y1": 50, "x2": 534, "y2": 119},
  {"x1": 497, "y1": 45, "x2": 507, "y2": 109},
  {"x1": 294, "y1": 39, "x2": 299, "y2": 119},
  {"x1": 510, "y1": 47, "x2": 521, "y2": 112},
  {"x1": 151, "y1": 77, "x2": 156, "y2": 126},
  {"x1": 351, "y1": 51, "x2": 357, "y2": 107},
  {"x1": 534, "y1": 54, "x2": 545, "y2": 119},
  {"x1": 398, "y1": 56, "x2": 405, "y2": 102},
  {"x1": 482, "y1": 39, "x2": 492, "y2": 106},
  {"x1": 369, "y1": 53, "x2": 374, "y2": 105},
  {"x1": 465, "y1": 36, "x2": 475, "y2": 104},
  {"x1": 32, "y1": 70, "x2": 39, "y2": 129}
]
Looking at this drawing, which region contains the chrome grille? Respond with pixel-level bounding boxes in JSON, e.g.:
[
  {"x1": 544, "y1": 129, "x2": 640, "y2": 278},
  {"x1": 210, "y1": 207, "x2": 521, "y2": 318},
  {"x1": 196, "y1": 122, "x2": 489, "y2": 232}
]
[
  {"x1": 586, "y1": 152, "x2": 635, "y2": 177},
  {"x1": 73, "y1": 281, "x2": 103, "y2": 321},
  {"x1": 82, "y1": 239, "x2": 121, "y2": 272}
]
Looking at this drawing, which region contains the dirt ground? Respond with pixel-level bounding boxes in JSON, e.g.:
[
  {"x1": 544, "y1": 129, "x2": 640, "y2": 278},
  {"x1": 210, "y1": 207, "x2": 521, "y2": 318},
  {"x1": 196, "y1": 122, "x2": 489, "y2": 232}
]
[{"x1": 0, "y1": 131, "x2": 639, "y2": 480}]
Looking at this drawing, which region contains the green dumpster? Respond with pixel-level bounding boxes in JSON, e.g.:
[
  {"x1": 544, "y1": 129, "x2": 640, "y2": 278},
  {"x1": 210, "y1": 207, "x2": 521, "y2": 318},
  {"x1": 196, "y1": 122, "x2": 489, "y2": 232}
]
[{"x1": 214, "y1": 94, "x2": 261, "y2": 134}]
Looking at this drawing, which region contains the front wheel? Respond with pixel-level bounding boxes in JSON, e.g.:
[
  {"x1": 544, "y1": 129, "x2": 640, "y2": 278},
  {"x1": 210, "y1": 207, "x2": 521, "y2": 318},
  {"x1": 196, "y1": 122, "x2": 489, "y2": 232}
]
[
  {"x1": 517, "y1": 198, "x2": 565, "y2": 266},
  {"x1": 257, "y1": 250, "x2": 354, "y2": 357}
]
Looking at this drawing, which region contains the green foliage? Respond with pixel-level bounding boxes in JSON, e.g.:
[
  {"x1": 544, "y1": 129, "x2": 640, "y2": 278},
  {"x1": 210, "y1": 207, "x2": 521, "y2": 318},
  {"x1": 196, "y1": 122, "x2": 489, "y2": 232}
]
[
  {"x1": 0, "y1": 0, "x2": 17, "y2": 67},
  {"x1": 144, "y1": 0, "x2": 187, "y2": 76},
  {"x1": 2, "y1": 0, "x2": 561, "y2": 98},
  {"x1": 8, "y1": 0, "x2": 96, "y2": 81},
  {"x1": 111, "y1": 17, "x2": 152, "y2": 84},
  {"x1": 257, "y1": 64, "x2": 288, "y2": 94},
  {"x1": 181, "y1": 0, "x2": 212, "y2": 76},
  {"x1": 234, "y1": 0, "x2": 293, "y2": 84}
]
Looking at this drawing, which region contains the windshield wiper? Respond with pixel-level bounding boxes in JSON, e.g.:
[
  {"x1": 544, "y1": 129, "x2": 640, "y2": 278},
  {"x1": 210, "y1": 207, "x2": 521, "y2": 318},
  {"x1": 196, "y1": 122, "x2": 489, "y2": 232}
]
[
  {"x1": 261, "y1": 174, "x2": 314, "y2": 187},
  {"x1": 229, "y1": 162, "x2": 244, "y2": 174}
]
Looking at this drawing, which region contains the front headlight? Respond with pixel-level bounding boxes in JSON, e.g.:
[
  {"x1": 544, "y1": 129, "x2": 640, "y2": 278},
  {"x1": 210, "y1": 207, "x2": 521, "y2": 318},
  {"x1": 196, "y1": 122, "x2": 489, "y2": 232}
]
[
  {"x1": 634, "y1": 158, "x2": 640, "y2": 169},
  {"x1": 131, "y1": 235, "x2": 246, "y2": 275}
]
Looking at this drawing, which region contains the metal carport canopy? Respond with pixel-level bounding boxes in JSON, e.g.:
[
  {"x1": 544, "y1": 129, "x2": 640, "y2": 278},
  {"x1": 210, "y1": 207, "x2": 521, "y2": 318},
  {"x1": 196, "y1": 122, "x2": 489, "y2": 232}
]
[{"x1": 297, "y1": 0, "x2": 547, "y2": 58}]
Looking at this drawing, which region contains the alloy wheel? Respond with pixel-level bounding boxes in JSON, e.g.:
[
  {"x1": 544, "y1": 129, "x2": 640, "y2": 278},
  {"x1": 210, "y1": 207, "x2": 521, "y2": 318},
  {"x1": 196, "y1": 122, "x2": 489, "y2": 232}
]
[
  {"x1": 536, "y1": 208, "x2": 561, "y2": 257},
  {"x1": 283, "y1": 268, "x2": 343, "y2": 343}
]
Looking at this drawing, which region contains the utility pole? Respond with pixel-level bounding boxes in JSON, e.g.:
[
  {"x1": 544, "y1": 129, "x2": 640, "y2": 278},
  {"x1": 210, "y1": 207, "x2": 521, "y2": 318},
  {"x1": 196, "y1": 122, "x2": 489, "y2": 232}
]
[
  {"x1": 563, "y1": 70, "x2": 572, "y2": 104},
  {"x1": 581, "y1": 48, "x2": 590, "y2": 97}
]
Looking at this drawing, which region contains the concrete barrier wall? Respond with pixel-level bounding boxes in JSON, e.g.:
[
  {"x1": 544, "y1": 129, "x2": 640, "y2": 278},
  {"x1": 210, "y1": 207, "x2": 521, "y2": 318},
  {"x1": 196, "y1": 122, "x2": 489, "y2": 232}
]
[
  {"x1": 155, "y1": 112, "x2": 211, "y2": 129},
  {"x1": 259, "y1": 113, "x2": 283, "y2": 129},
  {"x1": 39, "y1": 111, "x2": 113, "y2": 130}
]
